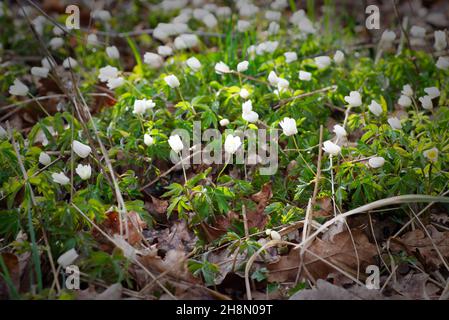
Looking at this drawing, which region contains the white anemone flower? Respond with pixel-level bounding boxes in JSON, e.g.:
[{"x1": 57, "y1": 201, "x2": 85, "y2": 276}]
[
  {"x1": 186, "y1": 57, "x2": 201, "y2": 71},
  {"x1": 380, "y1": 30, "x2": 396, "y2": 49},
  {"x1": 237, "y1": 60, "x2": 249, "y2": 72},
  {"x1": 368, "y1": 100, "x2": 383, "y2": 116},
  {"x1": 240, "y1": 88, "x2": 250, "y2": 99},
  {"x1": 49, "y1": 37, "x2": 64, "y2": 50},
  {"x1": 410, "y1": 26, "x2": 426, "y2": 38},
  {"x1": 242, "y1": 100, "x2": 253, "y2": 114},
  {"x1": 168, "y1": 135, "x2": 184, "y2": 153},
  {"x1": 31, "y1": 66, "x2": 49, "y2": 78},
  {"x1": 333, "y1": 124, "x2": 347, "y2": 138},
  {"x1": 436, "y1": 57, "x2": 449, "y2": 70},
  {"x1": 164, "y1": 75, "x2": 180, "y2": 88},
  {"x1": 242, "y1": 111, "x2": 259, "y2": 123},
  {"x1": 76, "y1": 164, "x2": 92, "y2": 180},
  {"x1": 203, "y1": 14, "x2": 218, "y2": 28},
  {"x1": 52, "y1": 172, "x2": 70, "y2": 185},
  {"x1": 333, "y1": 50, "x2": 345, "y2": 64},
  {"x1": 284, "y1": 52, "x2": 298, "y2": 63},
  {"x1": 424, "y1": 87, "x2": 440, "y2": 99},
  {"x1": 344, "y1": 91, "x2": 362, "y2": 107},
  {"x1": 98, "y1": 65, "x2": 119, "y2": 82},
  {"x1": 157, "y1": 45, "x2": 173, "y2": 57},
  {"x1": 434, "y1": 30, "x2": 447, "y2": 52},
  {"x1": 368, "y1": 157, "x2": 385, "y2": 168},
  {"x1": 144, "y1": 52, "x2": 164, "y2": 69},
  {"x1": 72, "y1": 140, "x2": 92, "y2": 158},
  {"x1": 268, "y1": 22, "x2": 280, "y2": 35},
  {"x1": 39, "y1": 152, "x2": 51, "y2": 166},
  {"x1": 388, "y1": 117, "x2": 402, "y2": 130},
  {"x1": 237, "y1": 20, "x2": 251, "y2": 32},
  {"x1": 106, "y1": 46, "x2": 120, "y2": 59},
  {"x1": 322, "y1": 140, "x2": 341, "y2": 156},
  {"x1": 279, "y1": 117, "x2": 297, "y2": 136},
  {"x1": 401, "y1": 84, "x2": 413, "y2": 97},
  {"x1": 398, "y1": 95, "x2": 412, "y2": 107},
  {"x1": 133, "y1": 99, "x2": 155, "y2": 115},
  {"x1": 9, "y1": 79, "x2": 29, "y2": 96},
  {"x1": 106, "y1": 77, "x2": 124, "y2": 89},
  {"x1": 268, "y1": 230, "x2": 281, "y2": 240},
  {"x1": 419, "y1": 96, "x2": 433, "y2": 110},
  {"x1": 215, "y1": 61, "x2": 231, "y2": 74},
  {"x1": 224, "y1": 135, "x2": 242, "y2": 154},
  {"x1": 299, "y1": 70, "x2": 312, "y2": 81},
  {"x1": 314, "y1": 56, "x2": 331, "y2": 69},
  {"x1": 268, "y1": 71, "x2": 279, "y2": 86},
  {"x1": 57, "y1": 248, "x2": 79, "y2": 268},
  {"x1": 62, "y1": 57, "x2": 78, "y2": 69},
  {"x1": 87, "y1": 33, "x2": 99, "y2": 46},
  {"x1": 144, "y1": 134, "x2": 154, "y2": 146}
]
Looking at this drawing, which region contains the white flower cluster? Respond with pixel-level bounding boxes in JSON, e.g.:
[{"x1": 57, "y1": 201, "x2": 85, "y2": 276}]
[
  {"x1": 98, "y1": 65, "x2": 124, "y2": 89},
  {"x1": 50, "y1": 140, "x2": 93, "y2": 185},
  {"x1": 289, "y1": 10, "x2": 316, "y2": 35}
]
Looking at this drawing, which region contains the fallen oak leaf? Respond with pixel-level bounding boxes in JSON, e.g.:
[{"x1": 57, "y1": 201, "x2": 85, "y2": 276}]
[
  {"x1": 267, "y1": 230, "x2": 377, "y2": 283},
  {"x1": 206, "y1": 247, "x2": 247, "y2": 285},
  {"x1": 313, "y1": 197, "x2": 332, "y2": 218},
  {"x1": 246, "y1": 182, "x2": 273, "y2": 230},
  {"x1": 92, "y1": 210, "x2": 147, "y2": 251},
  {"x1": 146, "y1": 220, "x2": 197, "y2": 252},
  {"x1": 200, "y1": 211, "x2": 239, "y2": 242},
  {"x1": 251, "y1": 182, "x2": 273, "y2": 204},
  {"x1": 146, "y1": 196, "x2": 169, "y2": 217},
  {"x1": 139, "y1": 249, "x2": 198, "y2": 284},
  {"x1": 390, "y1": 225, "x2": 449, "y2": 270},
  {"x1": 392, "y1": 272, "x2": 440, "y2": 300}
]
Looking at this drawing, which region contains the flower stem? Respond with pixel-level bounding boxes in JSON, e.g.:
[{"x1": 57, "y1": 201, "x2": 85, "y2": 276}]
[
  {"x1": 126, "y1": 80, "x2": 143, "y2": 95},
  {"x1": 217, "y1": 158, "x2": 229, "y2": 181},
  {"x1": 28, "y1": 93, "x2": 50, "y2": 117},
  {"x1": 292, "y1": 136, "x2": 315, "y2": 175},
  {"x1": 138, "y1": 115, "x2": 145, "y2": 134},
  {"x1": 177, "y1": 87, "x2": 196, "y2": 115},
  {"x1": 329, "y1": 155, "x2": 338, "y2": 217},
  {"x1": 180, "y1": 153, "x2": 188, "y2": 185}
]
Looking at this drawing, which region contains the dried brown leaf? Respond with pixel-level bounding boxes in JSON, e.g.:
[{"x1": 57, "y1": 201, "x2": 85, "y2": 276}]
[
  {"x1": 92, "y1": 210, "x2": 147, "y2": 250},
  {"x1": 289, "y1": 279, "x2": 388, "y2": 300},
  {"x1": 391, "y1": 225, "x2": 449, "y2": 269},
  {"x1": 146, "y1": 196, "x2": 169, "y2": 216},
  {"x1": 268, "y1": 230, "x2": 377, "y2": 283},
  {"x1": 313, "y1": 197, "x2": 332, "y2": 218},
  {"x1": 392, "y1": 273, "x2": 440, "y2": 300},
  {"x1": 139, "y1": 249, "x2": 197, "y2": 283},
  {"x1": 247, "y1": 182, "x2": 272, "y2": 230}
]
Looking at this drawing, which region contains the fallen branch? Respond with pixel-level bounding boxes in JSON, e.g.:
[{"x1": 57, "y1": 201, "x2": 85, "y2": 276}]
[{"x1": 273, "y1": 85, "x2": 338, "y2": 109}]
